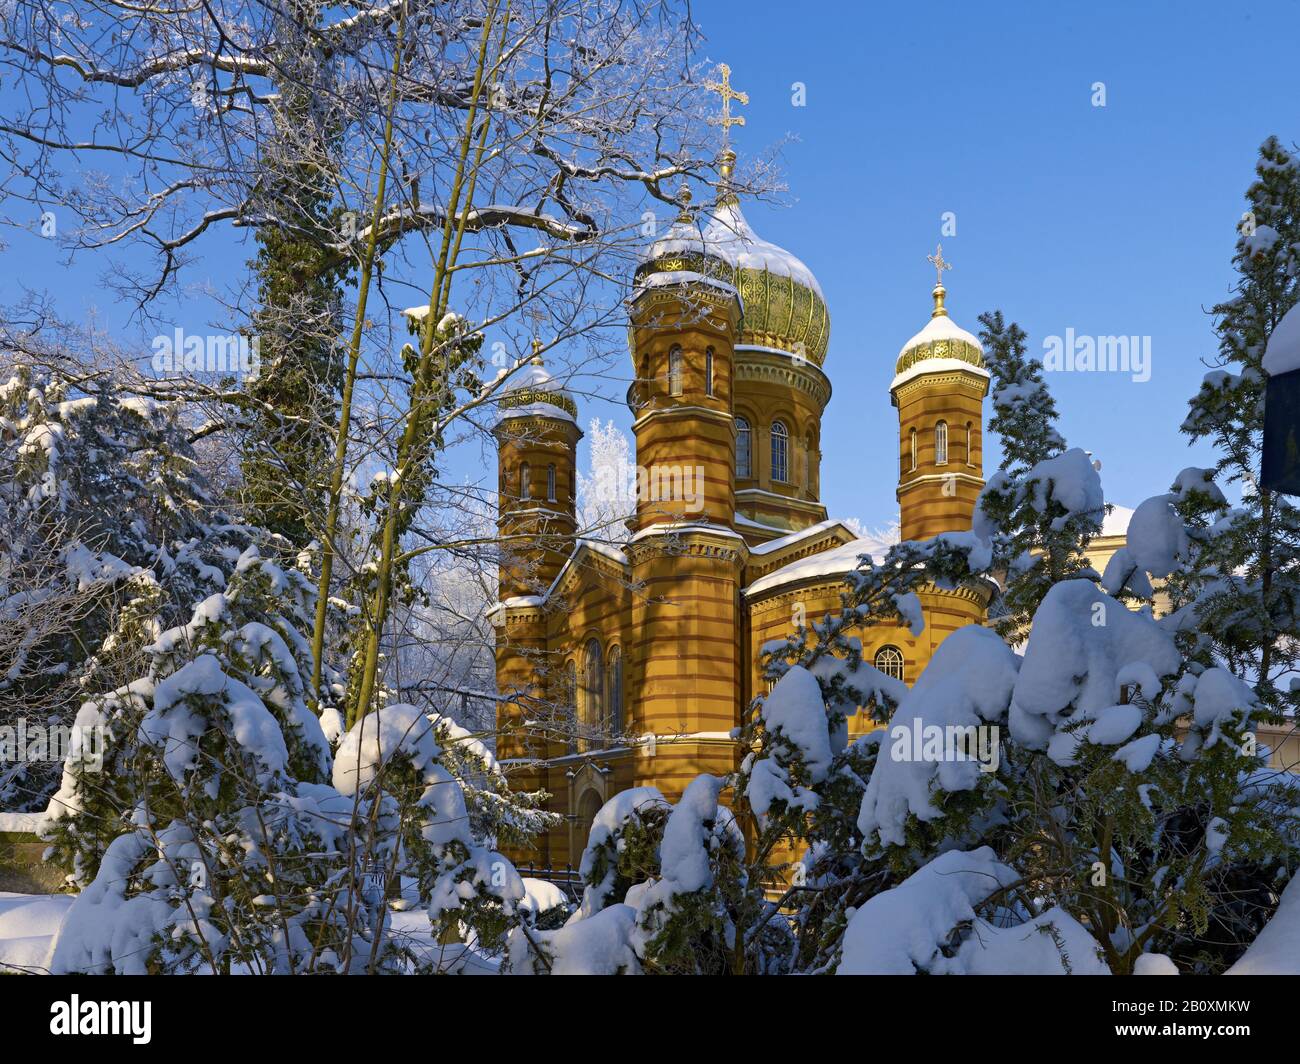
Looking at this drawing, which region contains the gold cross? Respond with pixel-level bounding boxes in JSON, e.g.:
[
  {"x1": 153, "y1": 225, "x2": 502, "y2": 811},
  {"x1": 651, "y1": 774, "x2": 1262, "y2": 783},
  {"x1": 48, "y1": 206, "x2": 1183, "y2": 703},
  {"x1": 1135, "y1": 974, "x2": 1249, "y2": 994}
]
[
  {"x1": 927, "y1": 243, "x2": 952, "y2": 286},
  {"x1": 705, "y1": 63, "x2": 748, "y2": 147}
]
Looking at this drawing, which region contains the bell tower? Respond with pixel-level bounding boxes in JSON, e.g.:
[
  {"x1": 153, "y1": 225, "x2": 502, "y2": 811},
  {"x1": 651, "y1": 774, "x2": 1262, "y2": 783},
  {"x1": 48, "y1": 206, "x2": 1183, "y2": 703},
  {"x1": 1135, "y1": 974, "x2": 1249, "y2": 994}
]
[{"x1": 891, "y1": 246, "x2": 989, "y2": 541}]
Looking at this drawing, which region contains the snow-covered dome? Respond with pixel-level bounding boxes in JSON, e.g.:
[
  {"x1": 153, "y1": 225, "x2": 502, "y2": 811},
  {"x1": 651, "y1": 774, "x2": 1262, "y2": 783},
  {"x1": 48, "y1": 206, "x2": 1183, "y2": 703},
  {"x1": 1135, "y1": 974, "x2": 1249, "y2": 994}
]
[
  {"x1": 635, "y1": 173, "x2": 831, "y2": 365},
  {"x1": 894, "y1": 281, "x2": 985, "y2": 379},
  {"x1": 495, "y1": 349, "x2": 577, "y2": 423}
]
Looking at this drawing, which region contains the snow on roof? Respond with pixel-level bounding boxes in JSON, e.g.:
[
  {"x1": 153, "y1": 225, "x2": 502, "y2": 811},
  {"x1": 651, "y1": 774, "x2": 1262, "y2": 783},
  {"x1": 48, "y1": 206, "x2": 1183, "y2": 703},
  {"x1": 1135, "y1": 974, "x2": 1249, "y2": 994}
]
[
  {"x1": 578, "y1": 539, "x2": 629, "y2": 566},
  {"x1": 1264, "y1": 302, "x2": 1300, "y2": 377},
  {"x1": 890, "y1": 356, "x2": 990, "y2": 392},
  {"x1": 490, "y1": 359, "x2": 578, "y2": 424},
  {"x1": 633, "y1": 270, "x2": 740, "y2": 302},
  {"x1": 897, "y1": 312, "x2": 982, "y2": 362},
  {"x1": 747, "y1": 518, "x2": 846, "y2": 557},
  {"x1": 640, "y1": 201, "x2": 824, "y2": 299},
  {"x1": 1101, "y1": 503, "x2": 1134, "y2": 538},
  {"x1": 628, "y1": 521, "x2": 745, "y2": 545},
  {"x1": 744, "y1": 533, "x2": 893, "y2": 598}
]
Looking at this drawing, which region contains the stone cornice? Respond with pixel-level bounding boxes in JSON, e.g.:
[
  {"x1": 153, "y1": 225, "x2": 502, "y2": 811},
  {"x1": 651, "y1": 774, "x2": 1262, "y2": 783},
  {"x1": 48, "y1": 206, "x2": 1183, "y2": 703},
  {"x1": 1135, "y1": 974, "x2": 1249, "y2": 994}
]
[
  {"x1": 896, "y1": 470, "x2": 986, "y2": 498},
  {"x1": 628, "y1": 281, "x2": 742, "y2": 330},
  {"x1": 630, "y1": 402, "x2": 734, "y2": 434},
  {"x1": 626, "y1": 526, "x2": 749, "y2": 568},
  {"x1": 890, "y1": 367, "x2": 990, "y2": 404},
  {"x1": 734, "y1": 348, "x2": 832, "y2": 410}
]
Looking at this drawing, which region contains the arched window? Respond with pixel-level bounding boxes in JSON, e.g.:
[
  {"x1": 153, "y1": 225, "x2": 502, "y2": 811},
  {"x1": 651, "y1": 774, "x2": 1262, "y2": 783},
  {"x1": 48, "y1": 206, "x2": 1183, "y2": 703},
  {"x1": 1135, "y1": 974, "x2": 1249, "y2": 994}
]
[
  {"x1": 874, "y1": 645, "x2": 905, "y2": 682},
  {"x1": 564, "y1": 659, "x2": 578, "y2": 753},
  {"x1": 668, "y1": 346, "x2": 683, "y2": 397},
  {"x1": 965, "y1": 422, "x2": 975, "y2": 467},
  {"x1": 804, "y1": 434, "x2": 814, "y2": 490},
  {"x1": 771, "y1": 420, "x2": 789, "y2": 483},
  {"x1": 705, "y1": 347, "x2": 714, "y2": 397},
  {"x1": 736, "y1": 417, "x2": 752, "y2": 478},
  {"x1": 579, "y1": 638, "x2": 603, "y2": 750},
  {"x1": 519, "y1": 461, "x2": 531, "y2": 501},
  {"x1": 546, "y1": 463, "x2": 557, "y2": 501},
  {"x1": 606, "y1": 645, "x2": 623, "y2": 735},
  {"x1": 909, "y1": 428, "x2": 918, "y2": 472},
  {"x1": 935, "y1": 420, "x2": 948, "y2": 466}
]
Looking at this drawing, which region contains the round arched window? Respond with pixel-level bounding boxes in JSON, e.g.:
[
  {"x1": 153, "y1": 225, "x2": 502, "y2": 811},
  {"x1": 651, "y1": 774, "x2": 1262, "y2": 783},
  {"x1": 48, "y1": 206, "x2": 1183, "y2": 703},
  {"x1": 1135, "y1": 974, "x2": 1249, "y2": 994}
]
[
  {"x1": 874, "y1": 644, "x2": 905, "y2": 682},
  {"x1": 770, "y1": 420, "x2": 789, "y2": 483},
  {"x1": 736, "y1": 417, "x2": 752, "y2": 479}
]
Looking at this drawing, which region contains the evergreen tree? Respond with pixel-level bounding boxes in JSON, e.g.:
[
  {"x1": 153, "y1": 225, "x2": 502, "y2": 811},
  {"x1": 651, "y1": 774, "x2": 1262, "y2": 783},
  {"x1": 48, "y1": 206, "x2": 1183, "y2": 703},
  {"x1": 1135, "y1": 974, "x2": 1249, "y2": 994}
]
[
  {"x1": 1179, "y1": 135, "x2": 1300, "y2": 715},
  {"x1": 975, "y1": 312, "x2": 1102, "y2": 642}
]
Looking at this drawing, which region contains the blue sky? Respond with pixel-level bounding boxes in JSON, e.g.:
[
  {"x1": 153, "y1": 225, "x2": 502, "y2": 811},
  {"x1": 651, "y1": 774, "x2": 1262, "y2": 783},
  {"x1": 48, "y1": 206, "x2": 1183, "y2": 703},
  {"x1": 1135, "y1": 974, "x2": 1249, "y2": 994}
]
[
  {"x1": 2, "y1": 0, "x2": 1296, "y2": 530},
  {"x1": 682, "y1": 0, "x2": 1297, "y2": 526}
]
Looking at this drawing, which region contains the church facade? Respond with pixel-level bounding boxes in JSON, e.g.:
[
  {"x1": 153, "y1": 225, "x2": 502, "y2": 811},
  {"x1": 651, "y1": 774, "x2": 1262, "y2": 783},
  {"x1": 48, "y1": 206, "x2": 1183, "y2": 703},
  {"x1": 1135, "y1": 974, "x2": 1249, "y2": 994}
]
[{"x1": 490, "y1": 151, "x2": 995, "y2": 869}]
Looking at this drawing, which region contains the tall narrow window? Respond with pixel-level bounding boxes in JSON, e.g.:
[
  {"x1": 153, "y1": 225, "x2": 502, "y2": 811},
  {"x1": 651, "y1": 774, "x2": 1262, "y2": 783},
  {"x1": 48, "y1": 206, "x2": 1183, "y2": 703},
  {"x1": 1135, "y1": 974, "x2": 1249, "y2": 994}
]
[
  {"x1": 965, "y1": 422, "x2": 975, "y2": 467},
  {"x1": 909, "y1": 428, "x2": 917, "y2": 472},
  {"x1": 935, "y1": 420, "x2": 948, "y2": 466},
  {"x1": 771, "y1": 420, "x2": 789, "y2": 483},
  {"x1": 874, "y1": 645, "x2": 905, "y2": 682},
  {"x1": 606, "y1": 645, "x2": 623, "y2": 735},
  {"x1": 736, "y1": 417, "x2": 752, "y2": 478},
  {"x1": 546, "y1": 463, "x2": 557, "y2": 501},
  {"x1": 803, "y1": 437, "x2": 812, "y2": 489},
  {"x1": 668, "y1": 346, "x2": 683, "y2": 397},
  {"x1": 519, "y1": 461, "x2": 531, "y2": 501},
  {"x1": 580, "y1": 638, "x2": 603, "y2": 750},
  {"x1": 565, "y1": 659, "x2": 578, "y2": 754},
  {"x1": 705, "y1": 347, "x2": 714, "y2": 397}
]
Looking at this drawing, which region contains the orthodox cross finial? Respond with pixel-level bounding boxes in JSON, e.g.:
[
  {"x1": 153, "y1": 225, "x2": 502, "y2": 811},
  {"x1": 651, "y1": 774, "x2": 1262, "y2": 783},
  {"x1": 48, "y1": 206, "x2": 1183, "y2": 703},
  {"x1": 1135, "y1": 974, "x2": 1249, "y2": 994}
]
[
  {"x1": 524, "y1": 305, "x2": 547, "y2": 363},
  {"x1": 927, "y1": 243, "x2": 952, "y2": 287},
  {"x1": 705, "y1": 63, "x2": 748, "y2": 149}
]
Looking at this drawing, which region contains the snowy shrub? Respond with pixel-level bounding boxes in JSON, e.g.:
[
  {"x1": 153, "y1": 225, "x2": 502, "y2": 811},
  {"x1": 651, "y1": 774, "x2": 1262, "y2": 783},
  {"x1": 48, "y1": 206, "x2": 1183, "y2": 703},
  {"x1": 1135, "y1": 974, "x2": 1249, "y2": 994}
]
[{"x1": 43, "y1": 549, "x2": 526, "y2": 973}]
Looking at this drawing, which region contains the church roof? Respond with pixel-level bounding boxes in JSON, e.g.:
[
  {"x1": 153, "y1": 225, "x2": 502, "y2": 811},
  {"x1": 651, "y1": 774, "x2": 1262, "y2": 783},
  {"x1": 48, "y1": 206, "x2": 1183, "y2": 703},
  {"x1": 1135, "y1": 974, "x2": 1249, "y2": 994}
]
[
  {"x1": 744, "y1": 530, "x2": 896, "y2": 598},
  {"x1": 640, "y1": 200, "x2": 824, "y2": 300},
  {"x1": 491, "y1": 352, "x2": 577, "y2": 423},
  {"x1": 891, "y1": 246, "x2": 986, "y2": 387},
  {"x1": 635, "y1": 168, "x2": 831, "y2": 365}
]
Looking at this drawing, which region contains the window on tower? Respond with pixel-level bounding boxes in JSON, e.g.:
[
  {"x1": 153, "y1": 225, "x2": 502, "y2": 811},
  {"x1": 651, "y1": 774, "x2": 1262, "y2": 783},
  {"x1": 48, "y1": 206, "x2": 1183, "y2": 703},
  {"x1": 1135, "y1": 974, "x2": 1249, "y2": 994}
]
[
  {"x1": 910, "y1": 428, "x2": 918, "y2": 472},
  {"x1": 565, "y1": 659, "x2": 578, "y2": 754},
  {"x1": 874, "y1": 644, "x2": 905, "y2": 682},
  {"x1": 771, "y1": 420, "x2": 789, "y2": 483},
  {"x1": 935, "y1": 420, "x2": 949, "y2": 466},
  {"x1": 520, "y1": 462, "x2": 531, "y2": 501},
  {"x1": 736, "y1": 417, "x2": 752, "y2": 478},
  {"x1": 606, "y1": 645, "x2": 623, "y2": 735},
  {"x1": 580, "y1": 638, "x2": 604, "y2": 750},
  {"x1": 668, "y1": 346, "x2": 683, "y2": 396},
  {"x1": 705, "y1": 347, "x2": 714, "y2": 397},
  {"x1": 966, "y1": 422, "x2": 975, "y2": 466},
  {"x1": 547, "y1": 463, "x2": 557, "y2": 501}
]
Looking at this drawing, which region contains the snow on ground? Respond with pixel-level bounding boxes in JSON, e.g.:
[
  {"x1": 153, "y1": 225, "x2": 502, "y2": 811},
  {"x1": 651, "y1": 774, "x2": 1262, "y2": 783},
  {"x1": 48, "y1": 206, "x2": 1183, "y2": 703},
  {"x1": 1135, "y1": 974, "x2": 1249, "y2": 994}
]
[{"x1": 0, "y1": 892, "x2": 72, "y2": 974}]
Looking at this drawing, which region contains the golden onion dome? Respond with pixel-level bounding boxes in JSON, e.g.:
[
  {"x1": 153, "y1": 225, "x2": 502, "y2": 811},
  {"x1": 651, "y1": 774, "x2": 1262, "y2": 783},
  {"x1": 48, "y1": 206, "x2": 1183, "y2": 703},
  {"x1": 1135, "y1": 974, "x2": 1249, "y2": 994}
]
[
  {"x1": 893, "y1": 278, "x2": 985, "y2": 381},
  {"x1": 635, "y1": 160, "x2": 831, "y2": 365},
  {"x1": 493, "y1": 343, "x2": 577, "y2": 423}
]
